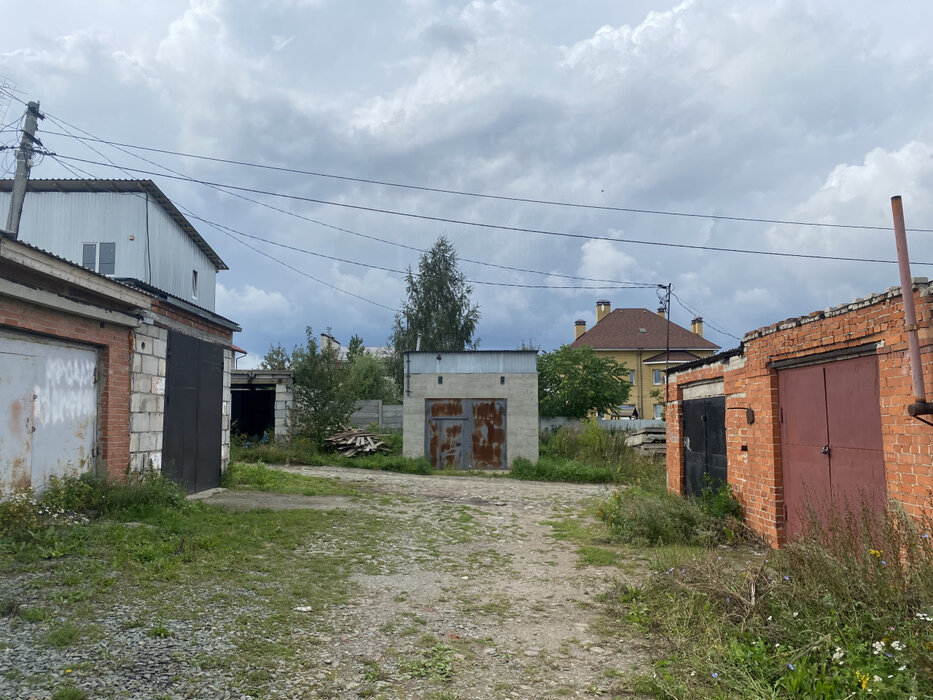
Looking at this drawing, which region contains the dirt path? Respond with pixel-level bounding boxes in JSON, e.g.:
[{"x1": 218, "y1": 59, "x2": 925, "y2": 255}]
[{"x1": 203, "y1": 467, "x2": 649, "y2": 698}]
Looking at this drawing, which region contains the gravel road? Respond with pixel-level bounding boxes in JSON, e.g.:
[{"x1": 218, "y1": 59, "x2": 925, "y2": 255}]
[{"x1": 1, "y1": 466, "x2": 649, "y2": 699}]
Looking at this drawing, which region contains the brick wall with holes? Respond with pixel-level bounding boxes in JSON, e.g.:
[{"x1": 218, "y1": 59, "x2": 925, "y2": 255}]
[
  {"x1": 667, "y1": 282, "x2": 933, "y2": 547},
  {"x1": 0, "y1": 296, "x2": 133, "y2": 482}
]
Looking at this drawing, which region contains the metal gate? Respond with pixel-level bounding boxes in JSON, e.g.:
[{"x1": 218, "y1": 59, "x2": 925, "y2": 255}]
[
  {"x1": 163, "y1": 331, "x2": 223, "y2": 493},
  {"x1": 1, "y1": 330, "x2": 98, "y2": 493},
  {"x1": 682, "y1": 396, "x2": 727, "y2": 497},
  {"x1": 779, "y1": 354, "x2": 886, "y2": 540},
  {"x1": 425, "y1": 398, "x2": 507, "y2": 470}
]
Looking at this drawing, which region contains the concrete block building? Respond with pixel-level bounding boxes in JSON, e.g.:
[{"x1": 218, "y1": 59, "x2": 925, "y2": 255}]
[{"x1": 403, "y1": 351, "x2": 538, "y2": 469}]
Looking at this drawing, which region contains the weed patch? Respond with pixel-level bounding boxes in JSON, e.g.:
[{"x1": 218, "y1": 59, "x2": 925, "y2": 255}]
[{"x1": 511, "y1": 456, "x2": 614, "y2": 484}]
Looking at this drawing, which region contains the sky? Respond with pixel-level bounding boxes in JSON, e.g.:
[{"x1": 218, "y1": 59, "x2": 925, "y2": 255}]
[{"x1": 2, "y1": 0, "x2": 933, "y2": 367}]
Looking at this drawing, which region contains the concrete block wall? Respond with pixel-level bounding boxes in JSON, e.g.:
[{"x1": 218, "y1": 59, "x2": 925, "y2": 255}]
[
  {"x1": 667, "y1": 282, "x2": 933, "y2": 547},
  {"x1": 222, "y1": 348, "x2": 233, "y2": 470},
  {"x1": 403, "y1": 372, "x2": 539, "y2": 467},
  {"x1": 129, "y1": 321, "x2": 167, "y2": 473},
  {"x1": 274, "y1": 381, "x2": 293, "y2": 442}
]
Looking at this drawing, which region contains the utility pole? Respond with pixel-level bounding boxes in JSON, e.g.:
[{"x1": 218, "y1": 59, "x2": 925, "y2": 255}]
[
  {"x1": 5, "y1": 100, "x2": 43, "y2": 238},
  {"x1": 663, "y1": 283, "x2": 673, "y2": 407}
]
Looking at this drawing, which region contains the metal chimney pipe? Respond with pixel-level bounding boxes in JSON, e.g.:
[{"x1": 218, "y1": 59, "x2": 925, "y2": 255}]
[{"x1": 891, "y1": 196, "x2": 932, "y2": 416}]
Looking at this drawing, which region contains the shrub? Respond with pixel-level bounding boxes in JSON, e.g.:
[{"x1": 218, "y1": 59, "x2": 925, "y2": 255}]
[{"x1": 599, "y1": 487, "x2": 743, "y2": 547}]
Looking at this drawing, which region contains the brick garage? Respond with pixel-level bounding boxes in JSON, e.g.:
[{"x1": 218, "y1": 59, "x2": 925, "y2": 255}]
[
  {"x1": 1, "y1": 234, "x2": 237, "y2": 493},
  {"x1": 667, "y1": 282, "x2": 933, "y2": 546}
]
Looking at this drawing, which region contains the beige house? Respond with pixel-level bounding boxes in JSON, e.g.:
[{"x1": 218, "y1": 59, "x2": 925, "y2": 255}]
[
  {"x1": 402, "y1": 351, "x2": 538, "y2": 469},
  {"x1": 570, "y1": 301, "x2": 719, "y2": 420}
]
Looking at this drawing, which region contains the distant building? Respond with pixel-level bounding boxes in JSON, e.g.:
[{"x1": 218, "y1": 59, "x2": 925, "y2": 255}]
[{"x1": 570, "y1": 301, "x2": 719, "y2": 420}]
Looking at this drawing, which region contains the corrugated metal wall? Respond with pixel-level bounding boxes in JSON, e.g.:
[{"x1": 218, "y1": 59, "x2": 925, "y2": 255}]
[
  {"x1": 406, "y1": 351, "x2": 537, "y2": 375},
  {"x1": 0, "y1": 191, "x2": 217, "y2": 309}
]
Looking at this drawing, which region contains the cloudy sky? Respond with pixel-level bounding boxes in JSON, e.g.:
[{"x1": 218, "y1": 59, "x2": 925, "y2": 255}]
[{"x1": 2, "y1": 1, "x2": 932, "y2": 365}]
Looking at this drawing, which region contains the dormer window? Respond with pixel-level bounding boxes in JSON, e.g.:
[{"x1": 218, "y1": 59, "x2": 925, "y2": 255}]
[{"x1": 82, "y1": 242, "x2": 115, "y2": 275}]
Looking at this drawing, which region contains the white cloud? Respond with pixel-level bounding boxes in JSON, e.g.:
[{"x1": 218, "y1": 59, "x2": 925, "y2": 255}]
[{"x1": 216, "y1": 283, "x2": 294, "y2": 319}]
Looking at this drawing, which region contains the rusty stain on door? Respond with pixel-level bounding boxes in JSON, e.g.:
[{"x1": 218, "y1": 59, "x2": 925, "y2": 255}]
[
  {"x1": 472, "y1": 399, "x2": 506, "y2": 470},
  {"x1": 425, "y1": 398, "x2": 507, "y2": 470}
]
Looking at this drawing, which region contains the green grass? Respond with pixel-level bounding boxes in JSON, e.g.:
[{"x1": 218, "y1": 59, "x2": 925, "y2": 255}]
[
  {"x1": 606, "y1": 499, "x2": 933, "y2": 699},
  {"x1": 221, "y1": 462, "x2": 359, "y2": 496},
  {"x1": 512, "y1": 455, "x2": 615, "y2": 483},
  {"x1": 0, "y1": 468, "x2": 424, "y2": 697},
  {"x1": 51, "y1": 686, "x2": 88, "y2": 700}
]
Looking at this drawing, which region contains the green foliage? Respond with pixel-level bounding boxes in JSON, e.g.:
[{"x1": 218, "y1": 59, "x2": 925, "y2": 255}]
[
  {"x1": 51, "y1": 686, "x2": 88, "y2": 700},
  {"x1": 291, "y1": 327, "x2": 356, "y2": 447},
  {"x1": 231, "y1": 439, "x2": 432, "y2": 475},
  {"x1": 387, "y1": 236, "x2": 481, "y2": 391},
  {"x1": 258, "y1": 342, "x2": 292, "y2": 370},
  {"x1": 599, "y1": 487, "x2": 741, "y2": 547},
  {"x1": 346, "y1": 352, "x2": 399, "y2": 403},
  {"x1": 401, "y1": 644, "x2": 455, "y2": 681},
  {"x1": 538, "y1": 345, "x2": 631, "y2": 419},
  {"x1": 346, "y1": 334, "x2": 365, "y2": 364},
  {"x1": 697, "y1": 476, "x2": 743, "y2": 521},
  {"x1": 610, "y1": 499, "x2": 933, "y2": 699},
  {"x1": 539, "y1": 421, "x2": 664, "y2": 489},
  {"x1": 221, "y1": 463, "x2": 359, "y2": 496},
  {"x1": 511, "y1": 456, "x2": 614, "y2": 484}
]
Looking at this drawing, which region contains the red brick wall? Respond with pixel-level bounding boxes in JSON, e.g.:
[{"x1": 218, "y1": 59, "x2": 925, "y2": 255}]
[
  {"x1": 0, "y1": 298, "x2": 132, "y2": 482},
  {"x1": 151, "y1": 300, "x2": 232, "y2": 344},
  {"x1": 668, "y1": 286, "x2": 933, "y2": 547}
]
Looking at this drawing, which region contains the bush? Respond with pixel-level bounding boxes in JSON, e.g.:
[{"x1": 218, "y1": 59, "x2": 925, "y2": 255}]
[
  {"x1": 539, "y1": 421, "x2": 665, "y2": 489},
  {"x1": 511, "y1": 456, "x2": 614, "y2": 484}
]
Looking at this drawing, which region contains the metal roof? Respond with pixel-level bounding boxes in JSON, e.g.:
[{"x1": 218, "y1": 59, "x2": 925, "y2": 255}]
[
  {"x1": 405, "y1": 350, "x2": 538, "y2": 374},
  {"x1": 0, "y1": 179, "x2": 227, "y2": 270}
]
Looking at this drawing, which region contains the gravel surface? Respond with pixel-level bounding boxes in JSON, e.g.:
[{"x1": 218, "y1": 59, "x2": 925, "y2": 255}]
[{"x1": 1, "y1": 466, "x2": 650, "y2": 699}]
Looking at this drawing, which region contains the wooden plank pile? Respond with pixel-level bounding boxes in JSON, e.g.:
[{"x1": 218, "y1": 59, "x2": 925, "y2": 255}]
[{"x1": 325, "y1": 427, "x2": 389, "y2": 457}]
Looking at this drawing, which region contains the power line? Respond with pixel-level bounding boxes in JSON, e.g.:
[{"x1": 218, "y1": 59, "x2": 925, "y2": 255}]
[
  {"x1": 183, "y1": 209, "x2": 655, "y2": 290},
  {"x1": 37, "y1": 117, "x2": 662, "y2": 287},
  {"x1": 43, "y1": 152, "x2": 933, "y2": 266},
  {"x1": 671, "y1": 291, "x2": 742, "y2": 341},
  {"x1": 39, "y1": 126, "x2": 933, "y2": 234}
]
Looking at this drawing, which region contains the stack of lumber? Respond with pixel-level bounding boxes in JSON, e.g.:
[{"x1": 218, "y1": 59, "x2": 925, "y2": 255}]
[{"x1": 326, "y1": 427, "x2": 388, "y2": 457}]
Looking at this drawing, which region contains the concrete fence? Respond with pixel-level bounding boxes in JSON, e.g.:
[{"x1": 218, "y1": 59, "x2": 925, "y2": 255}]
[
  {"x1": 349, "y1": 400, "x2": 403, "y2": 431},
  {"x1": 539, "y1": 417, "x2": 666, "y2": 432}
]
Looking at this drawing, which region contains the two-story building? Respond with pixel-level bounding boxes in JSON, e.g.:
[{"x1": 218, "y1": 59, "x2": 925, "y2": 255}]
[
  {"x1": 570, "y1": 300, "x2": 719, "y2": 420},
  {"x1": 0, "y1": 179, "x2": 238, "y2": 494}
]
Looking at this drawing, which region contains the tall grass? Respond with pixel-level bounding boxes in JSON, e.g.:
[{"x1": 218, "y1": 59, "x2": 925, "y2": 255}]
[
  {"x1": 540, "y1": 421, "x2": 665, "y2": 489},
  {"x1": 611, "y1": 498, "x2": 933, "y2": 698}
]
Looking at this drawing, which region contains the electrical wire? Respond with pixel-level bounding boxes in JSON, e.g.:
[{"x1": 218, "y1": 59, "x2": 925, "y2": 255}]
[
  {"x1": 671, "y1": 291, "x2": 742, "y2": 341},
  {"x1": 43, "y1": 152, "x2": 933, "y2": 267},
  {"x1": 39, "y1": 126, "x2": 933, "y2": 234},
  {"x1": 39, "y1": 114, "x2": 662, "y2": 287}
]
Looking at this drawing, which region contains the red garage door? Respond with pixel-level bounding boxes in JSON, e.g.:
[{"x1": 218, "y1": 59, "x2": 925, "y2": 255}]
[{"x1": 778, "y1": 354, "x2": 886, "y2": 540}]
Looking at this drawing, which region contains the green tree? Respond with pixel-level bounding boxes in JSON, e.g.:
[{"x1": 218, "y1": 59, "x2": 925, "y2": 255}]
[
  {"x1": 538, "y1": 345, "x2": 631, "y2": 419},
  {"x1": 259, "y1": 342, "x2": 292, "y2": 370},
  {"x1": 387, "y1": 236, "x2": 480, "y2": 390},
  {"x1": 346, "y1": 352, "x2": 399, "y2": 404},
  {"x1": 290, "y1": 327, "x2": 356, "y2": 446},
  {"x1": 346, "y1": 334, "x2": 365, "y2": 364}
]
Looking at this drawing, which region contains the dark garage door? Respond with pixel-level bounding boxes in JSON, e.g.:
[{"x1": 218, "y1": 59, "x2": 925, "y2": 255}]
[
  {"x1": 163, "y1": 330, "x2": 223, "y2": 493},
  {"x1": 779, "y1": 354, "x2": 886, "y2": 540},
  {"x1": 682, "y1": 396, "x2": 727, "y2": 497}
]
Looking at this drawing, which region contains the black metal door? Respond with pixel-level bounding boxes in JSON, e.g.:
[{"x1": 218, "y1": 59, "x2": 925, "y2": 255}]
[
  {"x1": 163, "y1": 331, "x2": 223, "y2": 493},
  {"x1": 683, "y1": 396, "x2": 727, "y2": 497}
]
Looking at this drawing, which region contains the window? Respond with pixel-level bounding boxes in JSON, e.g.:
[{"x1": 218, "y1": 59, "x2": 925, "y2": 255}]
[
  {"x1": 653, "y1": 369, "x2": 663, "y2": 385},
  {"x1": 654, "y1": 403, "x2": 664, "y2": 420},
  {"x1": 628, "y1": 369, "x2": 636, "y2": 384},
  {"x1": 81, "y1": 242, "x2": 116, "y2": 275},
  {"x1": 192, "y1": 270, "x2": 199, "y2": 298}
]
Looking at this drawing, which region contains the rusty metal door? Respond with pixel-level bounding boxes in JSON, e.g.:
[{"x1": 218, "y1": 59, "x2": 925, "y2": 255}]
[
  {"x1": 426, "y1": 399, "x2": 467, "y2": 469},
  {"x1": 426, "y1": 398, "x2": 507, "y2": 470},
  {"x1": 471, "y1": 399, "x2": 506, "y2": 470},
  {"x1": 682, "y1": 396, "x2": 727, "y2": 497},
  {"x1": 1, "y1": 331, "x2": 98, "y2": 494},
  {"x1": 779, "y1": 355, "x2": 885, "y2": 540}
]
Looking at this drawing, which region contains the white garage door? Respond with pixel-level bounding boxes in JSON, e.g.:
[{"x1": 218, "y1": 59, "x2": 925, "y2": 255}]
[{"x1": 0, "y1": 329, "x2": 98, "y2": 494}]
